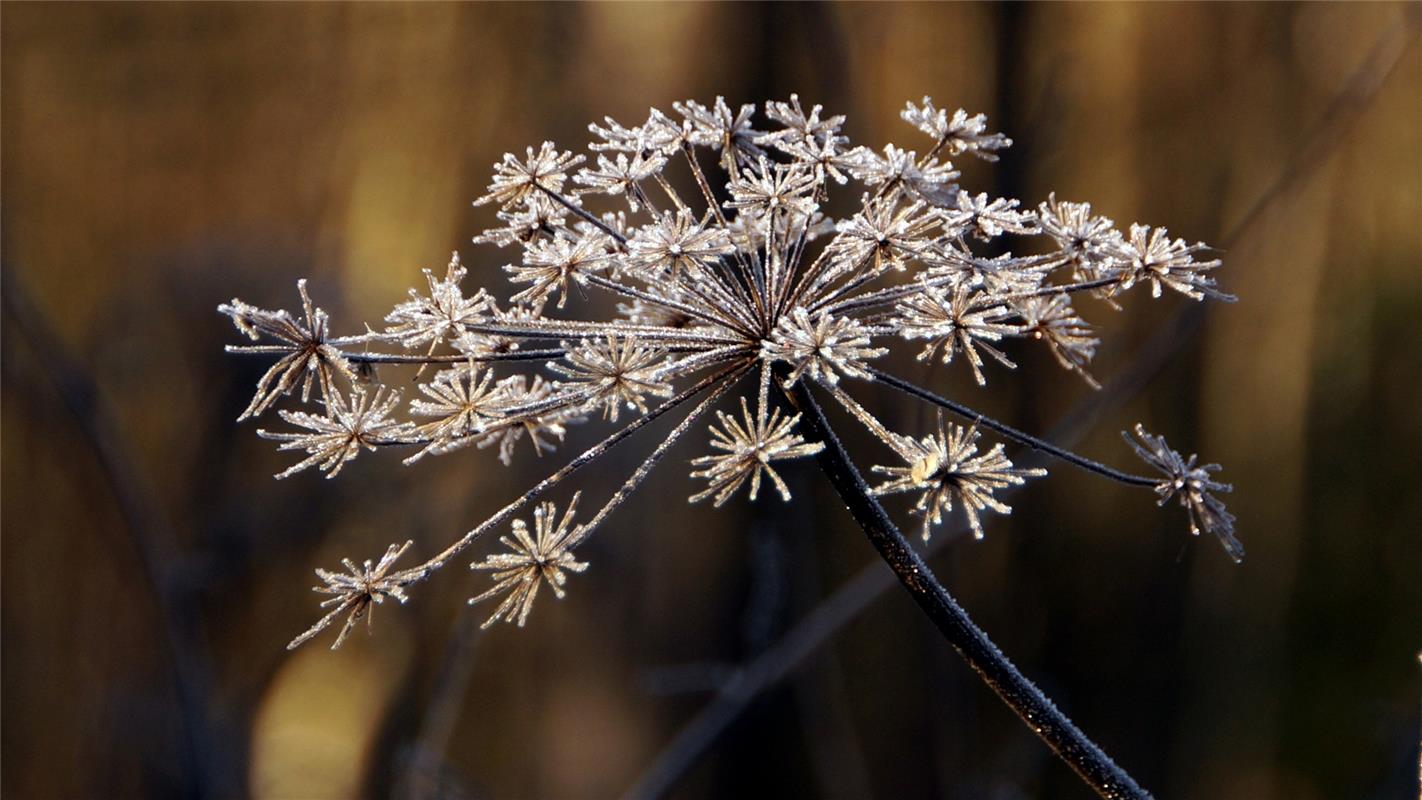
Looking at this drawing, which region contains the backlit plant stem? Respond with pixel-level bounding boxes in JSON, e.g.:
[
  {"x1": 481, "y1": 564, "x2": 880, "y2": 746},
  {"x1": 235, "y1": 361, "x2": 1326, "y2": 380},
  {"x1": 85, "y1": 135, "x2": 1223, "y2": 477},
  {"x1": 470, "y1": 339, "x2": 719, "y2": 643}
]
[{"x1": 783, "y1": 377, "x2": 1152, "y2": 800}]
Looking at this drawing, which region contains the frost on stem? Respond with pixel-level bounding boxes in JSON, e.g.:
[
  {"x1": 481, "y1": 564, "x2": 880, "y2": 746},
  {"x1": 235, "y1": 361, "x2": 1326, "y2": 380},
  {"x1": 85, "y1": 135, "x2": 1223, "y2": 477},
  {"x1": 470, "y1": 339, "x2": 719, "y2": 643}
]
[
  {"x1": 221, "y1": 94, "x2": 1240, "y2": 646},
  {"x1": 1112, "y1": 224, "x2": 1234, "y2": 302},
  {"x1": 547, "y1": 336, "x2": 673, "y2": 422},
  {"x1": 473, "y1": 141, "x2": 585, "y2": 210},
  {"x1": 763, "y1": 309, "x2": 887, "y2": 388},
  {"x1": 505, "y1": 232, "x2": 612, "y2": 309},
  {"x1": 1013, "y1": 294, "x2": 1100, "y2": 388},
  {"x1": 404, "y1": 364, "x2": 502, "y2": 464},
  {"x1": 893, "y1": 284, "x2": 1022, "y2": 386}
]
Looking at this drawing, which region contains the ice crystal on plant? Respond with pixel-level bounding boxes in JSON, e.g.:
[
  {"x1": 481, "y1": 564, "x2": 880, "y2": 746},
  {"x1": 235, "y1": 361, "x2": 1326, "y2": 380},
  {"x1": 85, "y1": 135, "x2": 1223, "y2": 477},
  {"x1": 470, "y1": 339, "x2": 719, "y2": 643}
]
[
  {"x1": 673, "y1": 97, "x2": 764, "y2": 169},
  {"x1": 473, "y1": 141, "x2": 585, "y2": 210},
  {"x1": 901, "y1": 97, "x2": 1012, "y2": 161},
  {"x1": 764, "y1": 309, "x2": 887, "y2": 387},
  {"x1": 1014, "y1": 294, "x2": 1101, "y2": 388},
  {"x1": 1113, "y1": 224, "x2": 1232, "y2": 302},
  {"x1": 574, "y1": 151, "x2": 668, "y2": 212},
  {"x1": 848, "y1": 144, "x2": 959, "y2": 205},
  {"x1": 832, "y1": 196, "x2": 940, "y2": 268},
  {"x1": 405, "y1": 364, "x2": 502, "y2": 463},
  {"x1": 1036, "y1": 193, "x2": 1121, "y2": 283},
  {"x1": 727, "y1": 157, "x2": 819, "y2": 215},
  {"x1": 547, "y1": 336, "x2": 673, "y2": 422},
  {"x1": 505, "y1": 231, "x2": 611, "y2": 308},
  {"x1": 626, "y1": 210, "x2": 734, "y2": 278},
  {"x1": 894, "y1": 285, "x2": 1022, "y2": 385},
  {"x1": 944, "y1": 192, "x2": 1037, "y2": 241},
  {"x1": 477, "y1": 375, "x2": 574, "y2": 466}
]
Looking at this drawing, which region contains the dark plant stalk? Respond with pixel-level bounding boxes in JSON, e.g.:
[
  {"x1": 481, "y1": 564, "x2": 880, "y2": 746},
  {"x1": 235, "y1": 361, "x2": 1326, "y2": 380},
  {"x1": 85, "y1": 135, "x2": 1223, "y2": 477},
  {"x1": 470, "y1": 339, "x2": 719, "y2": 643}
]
[{"x1": 783, "y1": 377, "x2": 1151, "y2": 800}]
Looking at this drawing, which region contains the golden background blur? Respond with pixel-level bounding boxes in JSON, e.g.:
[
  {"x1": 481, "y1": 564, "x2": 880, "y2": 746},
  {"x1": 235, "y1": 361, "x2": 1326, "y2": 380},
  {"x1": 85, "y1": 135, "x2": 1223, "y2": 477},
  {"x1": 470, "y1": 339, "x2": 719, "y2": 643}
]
[{"x1": 3, "y1": 3, "x2": 1420, "y2": 799}]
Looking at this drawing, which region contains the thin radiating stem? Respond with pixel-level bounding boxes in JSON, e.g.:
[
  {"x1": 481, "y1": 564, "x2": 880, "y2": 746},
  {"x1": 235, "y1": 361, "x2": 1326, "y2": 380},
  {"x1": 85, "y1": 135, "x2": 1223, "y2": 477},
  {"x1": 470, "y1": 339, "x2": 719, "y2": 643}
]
[
  {"x1": 582, "y1": 272, "x2": 752, "y2": 335},
  {"x1": 225, "y1": 346, "x2": 571, "y2": 365},
  {"x1": 398, "y1": 364, "x2": 749, "y2": 582},
  {"x1": 868, "y1": 367, "x2": 1157, "y2": 488},
  {"x1": 343, "y1": 348, "x2": 568, "y2": 365},
  {"x1": 460, "y1": 318, "x2": 744, "y2": 347},
  {"x1": 537, "y1": 184, "x2": 628, "y2": 245},
  {"x1": 568, "y1": 368, "x2": 745, "y2": 548}
]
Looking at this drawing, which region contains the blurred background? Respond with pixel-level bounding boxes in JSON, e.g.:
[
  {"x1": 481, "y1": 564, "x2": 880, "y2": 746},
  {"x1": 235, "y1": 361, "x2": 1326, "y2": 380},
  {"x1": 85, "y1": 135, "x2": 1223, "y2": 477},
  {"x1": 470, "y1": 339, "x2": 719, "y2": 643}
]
[{"x1": 3, "y1": 3, "x2": 1420, "y2": 799}]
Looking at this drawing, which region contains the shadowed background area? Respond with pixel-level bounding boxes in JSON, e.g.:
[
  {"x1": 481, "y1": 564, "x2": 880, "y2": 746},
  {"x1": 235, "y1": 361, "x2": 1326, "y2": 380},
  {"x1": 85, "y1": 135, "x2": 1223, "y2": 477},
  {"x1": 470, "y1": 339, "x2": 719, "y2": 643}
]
[{"x1": 3, "y1": 3, "x2": 1420, "y2": 799}]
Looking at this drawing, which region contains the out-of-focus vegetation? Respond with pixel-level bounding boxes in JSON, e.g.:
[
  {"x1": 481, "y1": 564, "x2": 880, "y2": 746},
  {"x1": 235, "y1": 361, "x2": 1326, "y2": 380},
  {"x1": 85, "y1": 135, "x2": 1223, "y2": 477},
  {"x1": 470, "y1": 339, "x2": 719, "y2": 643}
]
[{"x1": 3, "y1": 4, "x2": 1419, "y2": 798}]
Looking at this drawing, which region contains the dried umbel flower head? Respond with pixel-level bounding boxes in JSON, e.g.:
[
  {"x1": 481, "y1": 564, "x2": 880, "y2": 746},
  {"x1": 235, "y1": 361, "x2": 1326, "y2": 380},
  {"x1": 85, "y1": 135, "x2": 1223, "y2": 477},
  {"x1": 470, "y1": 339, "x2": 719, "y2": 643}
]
[
  {"x1": 221, "y1": 94, "x2": 1239, "y2": 650},
  {"x1": 470, "y1": 494, "x2": 590, "y2": 628},
  {"x1": 287, "y1": 540, "x2": 415, "y2": 650},
  {"x1": 220, "y1": 279, "x2": 358, "y2": 420},
  {"x1": 259, "y1": 386, "x2": 412, "y2": 479},
  {"x1": 1124, "y1": 425, "x2": 1242, "y2": 562},
  {"x1": 873, "y1": 414, "x2": 1047, "y2": 542},
  {"x1": 689, "y1": 396, "x2": 825, "y2": 506}
]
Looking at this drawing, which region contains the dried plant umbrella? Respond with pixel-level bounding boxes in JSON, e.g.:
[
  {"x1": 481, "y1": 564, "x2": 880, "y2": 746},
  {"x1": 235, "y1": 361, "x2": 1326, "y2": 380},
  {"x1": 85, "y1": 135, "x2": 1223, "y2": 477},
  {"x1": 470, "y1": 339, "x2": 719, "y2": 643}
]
[{"x1": 221, "y1": 95, "x2": 1239, "y2": 799}]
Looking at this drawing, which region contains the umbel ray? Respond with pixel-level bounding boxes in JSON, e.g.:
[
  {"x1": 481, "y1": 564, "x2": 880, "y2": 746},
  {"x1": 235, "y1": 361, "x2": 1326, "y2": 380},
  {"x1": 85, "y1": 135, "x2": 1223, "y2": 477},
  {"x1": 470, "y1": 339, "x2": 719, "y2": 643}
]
[{"x1": 222, "y1": 95, "x2": 1238, "y2": 799}]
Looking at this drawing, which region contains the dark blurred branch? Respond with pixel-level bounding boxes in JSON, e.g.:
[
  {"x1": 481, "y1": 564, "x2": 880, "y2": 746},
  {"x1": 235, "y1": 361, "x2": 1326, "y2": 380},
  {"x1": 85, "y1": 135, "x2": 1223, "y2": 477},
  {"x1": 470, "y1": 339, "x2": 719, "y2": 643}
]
[
  {"x1": 1216, "y1": 5, "x2": 1421, "y2": 254},
  {"x1": 783, "y1": 380, "x2": 1151, "y2": 800},
  {"x1": 2, "y1": 267, "x2": 222, "y2": 798},
  {"x1": 619, "y1": 16, "x2": 1421, "y2": 798},
  {"x1": 396, "y1": 611, "x2": 486, "y2": 800}
]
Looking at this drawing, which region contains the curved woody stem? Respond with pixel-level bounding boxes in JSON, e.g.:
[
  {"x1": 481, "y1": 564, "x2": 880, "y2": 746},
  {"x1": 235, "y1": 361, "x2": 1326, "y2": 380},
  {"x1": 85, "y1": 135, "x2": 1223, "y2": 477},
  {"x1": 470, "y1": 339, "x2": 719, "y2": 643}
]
[{"x1": 782, "y1": 377, "x2": 1151, "y2": 800}]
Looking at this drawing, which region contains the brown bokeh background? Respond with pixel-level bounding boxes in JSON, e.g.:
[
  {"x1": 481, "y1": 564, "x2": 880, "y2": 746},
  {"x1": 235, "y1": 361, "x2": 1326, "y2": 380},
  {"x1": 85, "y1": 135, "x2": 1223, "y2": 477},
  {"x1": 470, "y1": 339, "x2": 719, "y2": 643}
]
[{"x1": 3, "y1": 3, "x2": 1420, "y2": 799}]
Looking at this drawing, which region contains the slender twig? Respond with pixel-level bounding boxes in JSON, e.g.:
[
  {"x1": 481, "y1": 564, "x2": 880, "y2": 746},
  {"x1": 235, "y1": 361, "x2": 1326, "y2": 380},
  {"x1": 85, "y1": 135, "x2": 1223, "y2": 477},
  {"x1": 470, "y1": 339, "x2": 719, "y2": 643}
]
[
  {"x1": 344, "y1": 348, "x2": 569, "y2": 365},
  {"x1": 397, "y1": 613, "x2": 487, "y2": 800},
  {"x1": 868, "y1": 367, "x2": 1158, "y2": 487},
  {"x1": 582, "y1": 272, "x2": 754, "y2": 335},
  {"x1": 783, "y1": 379, "x2": 1150, "y2": 799},
  {"x1": 225, "y1": 346, "x2": 574, "y2": 365},
  {"x1": 537, "y1": 183, "x2": 628, "y2": 244}
]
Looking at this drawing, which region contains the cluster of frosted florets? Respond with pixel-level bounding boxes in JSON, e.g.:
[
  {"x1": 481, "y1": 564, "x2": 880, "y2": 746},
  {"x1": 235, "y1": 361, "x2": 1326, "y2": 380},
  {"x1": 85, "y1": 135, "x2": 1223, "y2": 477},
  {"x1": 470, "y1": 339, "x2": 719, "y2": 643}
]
[{"x1": 221, "y1": 95, "x2": 1238, "y2": 649}]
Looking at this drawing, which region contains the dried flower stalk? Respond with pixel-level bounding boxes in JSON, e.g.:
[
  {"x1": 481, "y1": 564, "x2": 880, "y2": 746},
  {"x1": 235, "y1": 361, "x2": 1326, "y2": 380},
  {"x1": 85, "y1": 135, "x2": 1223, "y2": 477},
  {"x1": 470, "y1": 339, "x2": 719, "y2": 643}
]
[{"x1": 223, "y1": 94, "x2": 1241, "y2": 799}]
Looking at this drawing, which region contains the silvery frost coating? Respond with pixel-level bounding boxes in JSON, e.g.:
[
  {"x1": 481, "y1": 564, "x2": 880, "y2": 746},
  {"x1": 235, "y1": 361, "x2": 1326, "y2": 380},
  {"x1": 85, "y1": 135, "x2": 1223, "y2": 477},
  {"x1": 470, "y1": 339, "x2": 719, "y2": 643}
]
[{"x1": 220, "y1": 95, "x2": 1240, "y2": 650}]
